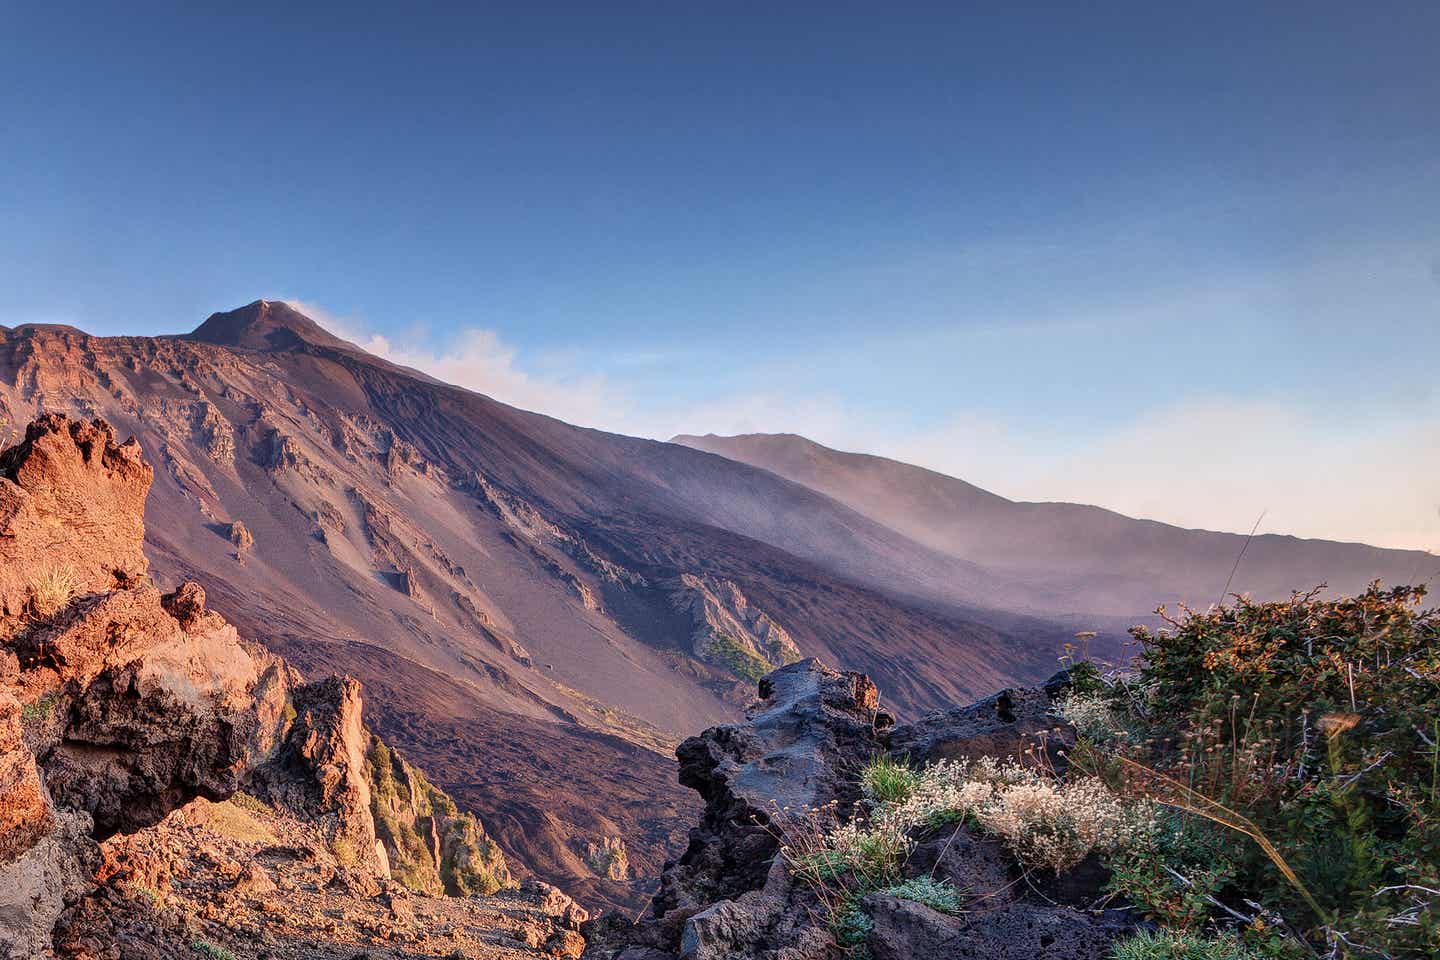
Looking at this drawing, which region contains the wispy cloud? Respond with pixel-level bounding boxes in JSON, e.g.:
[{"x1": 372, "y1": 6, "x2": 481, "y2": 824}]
[{"x1": 290, "y1": 300, "x2": 635, "y2": 431}]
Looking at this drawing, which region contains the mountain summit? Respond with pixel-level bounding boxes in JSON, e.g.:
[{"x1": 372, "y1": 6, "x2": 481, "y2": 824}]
[{"x1": 184, "y1": 299, "x2": 356, "y2": 352}]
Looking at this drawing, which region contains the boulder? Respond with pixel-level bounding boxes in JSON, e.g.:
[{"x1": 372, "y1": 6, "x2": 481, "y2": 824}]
[
  {"x1": 884, "y1": 671, "x2": 1076, "y2": 768},
  {"x1": 863, "y1": 893, "x2": 1133, "y2": 960},
  {"x1": 907, "y1": 825, "x2": 1017, "y2": 906}
]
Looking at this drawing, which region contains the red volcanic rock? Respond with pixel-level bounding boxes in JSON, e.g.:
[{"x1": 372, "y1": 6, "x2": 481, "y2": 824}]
[
  {"x1": 0, "y1": 415, "x2": 151, "y2": 635},
  {"x1": 0, "y1": 690, "x2": 51, "y2": 862},
  {"x1": 0, "y1": 414, "x2": 527, "y2": 956},
  {"x1": 0, "y1": 417, "x2": 296, "y2": 956}
]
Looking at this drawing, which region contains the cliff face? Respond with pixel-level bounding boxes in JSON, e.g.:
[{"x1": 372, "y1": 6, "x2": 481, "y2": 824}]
[
  {"x1": 0, "y1": 416, "x2": 522, "y2": 958},
  {"x1": 0, "y1": 415, "x2": 295, "y2": 957}
]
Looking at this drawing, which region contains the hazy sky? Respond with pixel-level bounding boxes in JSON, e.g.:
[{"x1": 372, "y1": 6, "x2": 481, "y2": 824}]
[{"x1": 3, "y1": 3, "x2": 1437, "y2": 550}]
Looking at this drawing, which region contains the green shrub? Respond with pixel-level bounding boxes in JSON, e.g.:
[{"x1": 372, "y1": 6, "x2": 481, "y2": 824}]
[
  {"x1": 1105, "y1": 810, "x2": 1243, "y2": 929},
  {"x1": 190, "y1": 941, "x2": 236, "y2": 960},
  {"x1": 1111, "y1": 929, "x2": 1256, "y2": 960},
  {"x1": 1097, "y1": 584, "x2": 1440, "y2": 957},
  {"x1": 833, "y1": 900, "x2": 873, "y2": 948},
  {"x1": 700, "y1": 632, "x2": 775, "y2": 681},
  {"x1": 881, "y1": 876, "x2": 966, "y2": 914},
  {"x1": 20, "y1": 691, "x2": 58, "y2": 722}
]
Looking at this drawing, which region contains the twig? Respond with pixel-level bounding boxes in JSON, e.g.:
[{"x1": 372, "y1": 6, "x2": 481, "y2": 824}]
[
  {"x1": 1371, "y1": 884, "x2": 1440, "y2": 899},
  {"x1": 1332, "y1": 751, "x2": 1393, "y2": 794},
  {"x1": 1217, "y1": 510, "x2": 1267, "y2": 609}
]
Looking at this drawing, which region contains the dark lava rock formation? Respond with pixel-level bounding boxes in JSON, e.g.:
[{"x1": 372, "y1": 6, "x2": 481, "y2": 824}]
[{"x1": 584, "y1": 658, "x2": 1135, "y2": 960}]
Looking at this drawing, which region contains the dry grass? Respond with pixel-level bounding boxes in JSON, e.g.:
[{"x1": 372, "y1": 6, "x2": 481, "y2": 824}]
[
  {"x1": 194, "y1": 798, "x2": 277, "y2": 844},
  {"x1": 28, "y1": 565, "x2": 76, "y2": 617}
]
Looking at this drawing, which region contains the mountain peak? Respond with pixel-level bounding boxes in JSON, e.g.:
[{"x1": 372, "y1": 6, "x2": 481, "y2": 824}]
[{"x1": 184, "y1": 299, "x2": 353, "y2": 352}]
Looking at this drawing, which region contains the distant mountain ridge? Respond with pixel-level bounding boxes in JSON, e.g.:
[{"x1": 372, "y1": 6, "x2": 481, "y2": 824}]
[{"x1": 672, "y1": 432, "x2": 1434, "y2": 618}]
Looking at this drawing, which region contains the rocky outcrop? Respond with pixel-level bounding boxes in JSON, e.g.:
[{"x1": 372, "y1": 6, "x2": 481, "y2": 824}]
[
  {"x1": 585, "y1": 836, "x2": 630, "y2": 882},
  {"x1": 584, "y1": 659, "x2": 885, "y2": 959},
  {"x1": 365, "y1": 734, "x2": 514, "y2": 897},
  {"x1": 0, "y1": 416, "x2": 296, "y2": 958},
  {"x1": 245, "y1": 675, "x2": 391, "y2": 881},
  {"x1": 225, "y1": 518, "x2": 253, "y2": 553},
  {"x1": 24, "y1": 583, "x2": 294, "y2": 839},
  {"x1": 585, "y1": 660, "x2": 1134, "y2": 960},
  {"x1": 0, "y1": 415, "x2": 521, "y2": 957},
  {"x1": 245, "y1": 673, "x2": 521, "y2": 901},
  {"x1": 0, "y1": 415, "x2": 150, "y2": 636},
  {"x1": 666, "y1": 575, "x2": 802, "y2": 682},
  {"x1": 885, "y1": 671, "x2": 1078, "y2": 769}
]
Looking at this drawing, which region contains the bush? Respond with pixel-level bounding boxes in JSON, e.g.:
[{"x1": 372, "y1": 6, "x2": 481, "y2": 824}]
[
  {"x1": 1094, "y1": 584, "x2": 1440, "y2": 957},
  {"x1": 782, "y1": 753, "x2": 1151, "y2": 955},
  {"x1": 879, "y1": 756, "x2": 1153, "y2": 873},
  {"x1": 1104, "y1": 810, "x2": 1242, "y2": 929}
]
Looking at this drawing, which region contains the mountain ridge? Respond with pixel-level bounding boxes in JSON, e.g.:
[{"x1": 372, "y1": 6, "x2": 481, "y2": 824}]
[
  {"x1": 671, "y1": 431, "x2": 1433, "y2": 618},
  {"x1": 0, "y1": 302, "x2": 1084, "y2": 911}
]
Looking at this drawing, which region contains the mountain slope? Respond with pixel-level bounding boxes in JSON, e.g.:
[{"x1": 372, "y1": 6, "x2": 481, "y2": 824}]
[
  {"x1": 672, "y1": 432, "x2": 1435, "y2": 618},
  {"x1": 0, "y1": 301, "x2": 1079, "y2": 910}
]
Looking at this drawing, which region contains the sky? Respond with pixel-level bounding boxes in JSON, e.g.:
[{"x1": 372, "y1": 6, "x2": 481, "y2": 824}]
[{"x1": 2, "y1": 2, "x2": 1437, "y2": 550}]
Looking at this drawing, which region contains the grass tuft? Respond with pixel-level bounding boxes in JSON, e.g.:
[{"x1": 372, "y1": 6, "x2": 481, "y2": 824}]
[
  {"x1": 1111, "y1": 929, "x2": 1256, "y2": 960},
  {"x1": 29, "y1": 565, "x2": 76, "y2": 617},
  {"x1": 861, "y1": 756, "x2": 919, "y2": 806}
]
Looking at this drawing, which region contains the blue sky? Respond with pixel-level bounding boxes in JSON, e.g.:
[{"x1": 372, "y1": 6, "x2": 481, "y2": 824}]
[{"x1": 3, "y1": 2, "x2": 1437, "y2": 549}]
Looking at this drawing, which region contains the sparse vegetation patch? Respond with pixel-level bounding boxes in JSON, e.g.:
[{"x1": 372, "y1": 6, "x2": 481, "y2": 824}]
[{"x1": 28, "y1": 565, "x2": 76, "y2": 617}]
